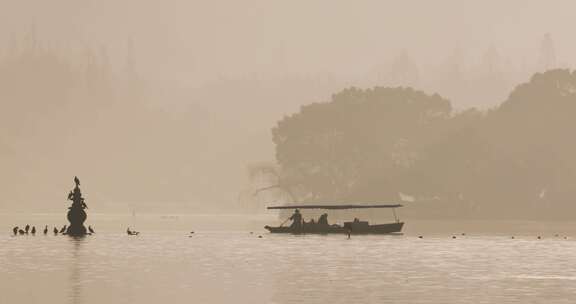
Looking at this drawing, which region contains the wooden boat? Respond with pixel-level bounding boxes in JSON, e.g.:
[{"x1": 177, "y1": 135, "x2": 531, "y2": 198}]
[{"x1": 264, "y1": 203, "x2": 404, "y2": 235}]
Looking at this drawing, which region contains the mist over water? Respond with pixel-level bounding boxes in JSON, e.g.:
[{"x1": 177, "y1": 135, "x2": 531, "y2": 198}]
[
  {"x1": 2, "y1": 1, "x2": 576, "y2": 214},
  {"x1": 3, "y1": 2, "x2": 576, "y2": 303}
]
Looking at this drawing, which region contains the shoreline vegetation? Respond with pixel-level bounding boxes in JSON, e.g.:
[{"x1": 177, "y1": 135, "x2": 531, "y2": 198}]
[{"x1": 246, "y1": 69, "x2": 576, "y2": 221}]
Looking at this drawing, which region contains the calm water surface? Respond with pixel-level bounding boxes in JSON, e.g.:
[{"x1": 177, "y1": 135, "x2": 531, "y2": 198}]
[{"x1": 1, "y1": 214, "x2": 576, "y2": 304}]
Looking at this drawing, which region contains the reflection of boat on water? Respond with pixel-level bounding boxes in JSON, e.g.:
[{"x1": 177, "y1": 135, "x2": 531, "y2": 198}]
[
  {"x1": 264, "y1": 203, "x2": 404, "y2": 234},
  {"x1": 160, "y1": 215, "x2": 179, "y2": 220}
]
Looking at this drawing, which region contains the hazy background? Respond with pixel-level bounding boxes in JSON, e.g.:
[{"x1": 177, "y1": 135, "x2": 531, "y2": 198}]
[{"x1": 1, "y1": 0, "x2": 575, "y2": 214}]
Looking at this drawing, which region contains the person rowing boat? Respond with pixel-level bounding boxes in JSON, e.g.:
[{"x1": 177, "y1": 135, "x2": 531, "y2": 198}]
[{"x1": 289, "y1": 209, "x2": 302, "y2": 230}]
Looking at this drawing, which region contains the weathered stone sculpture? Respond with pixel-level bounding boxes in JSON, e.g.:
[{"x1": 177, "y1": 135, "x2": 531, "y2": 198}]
[{"x1": 66, "y1": 176, "x2": 89, "y2": 236}]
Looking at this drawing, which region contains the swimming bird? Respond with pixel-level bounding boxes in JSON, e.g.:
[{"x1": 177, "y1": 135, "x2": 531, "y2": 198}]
[
  {"x1": 537, "y1": 236, "x2": 541, "y2": 239},
  {"x1": 31, "y1": 226, "x2": 36, "y2": 235},
  {"x1": 12, "y1": 226, "x2": 18, "y2": 236},
  {"x1": 19, "y1": 229, "x2": 25, "y2": 235},
  {"x1": 418, "y1": 236, "x2": 423, "y2": 239},
  {"x1": 43, "y1": 225, "x2": 48, "y2": 235},
  {"x1": 452, "y1": 236, "x2": 456, "y2": 239},
  {"x1": 127, "y1": 228, "x2": 139, "y2": 235},
  {"x1": 88, "y1": 226, "x2": 95, "y2": 234},
  {"x1": 53, "y1": 227, "x2": 59, "y2": 235},
  {"x1": 258, "y1": 235, "x2": 263, "y2": 238},
  {"x1": 25, "y1": 225, "x2": 30, "y2": 234},
  {"x1": 59, "y1": 225, "x2": 67, "y2": 234}
]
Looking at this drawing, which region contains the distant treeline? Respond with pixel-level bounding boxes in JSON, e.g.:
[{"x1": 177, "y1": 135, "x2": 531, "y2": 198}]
[
  {"x1": 264, "y1": 69, "x2": 576, "y2": 219},
  {"x1": 0, "y1": 34, "x2": 200, "y2": 210}
]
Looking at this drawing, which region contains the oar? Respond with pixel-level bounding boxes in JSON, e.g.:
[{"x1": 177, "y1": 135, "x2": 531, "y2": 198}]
[{"x1": 279, "y1": 216, "x2": 291, "y2": 227}]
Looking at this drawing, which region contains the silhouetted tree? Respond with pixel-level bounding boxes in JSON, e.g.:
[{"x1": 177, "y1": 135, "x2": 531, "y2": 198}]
[
  {"x1": 272, "y1": 87, "x2": 451, "y2": 204},
  {"x1": 270, "y1": 69, "x2": 576, "y2": 219},
  {"x1": 538, "y1": 33, "x2": 557, "y2": 71}
]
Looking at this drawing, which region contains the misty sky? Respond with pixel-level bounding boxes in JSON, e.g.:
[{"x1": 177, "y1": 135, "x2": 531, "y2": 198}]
[
  {"x1": 2, "y1": 1, "x2": 575, "y2": 85},
  {"x1": 1, "y1": 0, "x2": 575, "y2": 212}
]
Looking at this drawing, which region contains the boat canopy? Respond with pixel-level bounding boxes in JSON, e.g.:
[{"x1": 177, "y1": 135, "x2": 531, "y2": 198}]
[{"x1": 267, "y1": 203, "x2": 403, "y2": 210}]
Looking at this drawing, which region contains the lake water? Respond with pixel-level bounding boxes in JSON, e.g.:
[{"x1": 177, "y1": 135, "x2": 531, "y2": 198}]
[{"x1": 1, "y1": 213, "x2": 576, "y2": 304}]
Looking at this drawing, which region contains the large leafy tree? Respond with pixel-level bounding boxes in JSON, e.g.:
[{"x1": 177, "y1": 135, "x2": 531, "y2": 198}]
[
  {"x1": 479, "y1": 69, "x2": 576, "y2": 217},
  {"x1": 272, "y1": 87, "x2": 451, "y2": 203},
  {"x1": 269, "y1": 69, "x2": 576, "y2": 219}
]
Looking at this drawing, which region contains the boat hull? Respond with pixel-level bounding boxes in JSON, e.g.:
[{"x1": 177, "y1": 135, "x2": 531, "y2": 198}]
[{"x1": 264, "y1": 222, "x2": 404, "y2": 234}]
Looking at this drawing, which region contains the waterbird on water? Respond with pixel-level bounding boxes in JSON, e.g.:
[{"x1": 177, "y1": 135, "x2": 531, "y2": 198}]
[
  {"x1": 12, "y1": 226, "x2": 18, "y2": 235},
  {"x1": 127, "y1": 227, "x2": 139, "y2": 235},
  {"x1": 31, "y1": 226, "x2": 36, "y2": 235},
  {"x1": 25, "y1": 225, "x2": 30, "y2": 234},
  {"x1": 19, "y1": 229, "x2": 25, "y2": 235},
  {"x1": 43, "y1": 225, "x2": 48, "y2": 235},
  {"x1": 88, "y1": 226, "x2": 95, "y2": 234},
  {"x1": 418, "y1": 236, "x2": 423, "y2": 239},
  {"x1": 53, "y1": 227, "x2": 59, "y2": 235},
  {"x1": 59, "y1": 225, "x2": 67, "y2": 234}
]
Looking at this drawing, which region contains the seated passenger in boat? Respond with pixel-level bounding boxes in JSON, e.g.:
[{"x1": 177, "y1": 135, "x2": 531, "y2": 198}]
[{"x1": 318, "y1": 213, "x2": 329, "y2": 226}]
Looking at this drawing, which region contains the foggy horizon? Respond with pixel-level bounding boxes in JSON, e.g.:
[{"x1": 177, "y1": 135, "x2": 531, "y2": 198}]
[
  {"x1": 5, "y1": 2, "x2": 576, "y2": 304},
  {"x1": 2, "y1": 0, "x2": 576, "y2": 215}
]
